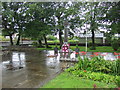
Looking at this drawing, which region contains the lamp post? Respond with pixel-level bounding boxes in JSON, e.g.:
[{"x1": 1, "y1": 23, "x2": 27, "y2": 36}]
[{"x1": 85, "y1": 23, "x2": 87, "y2": 52}]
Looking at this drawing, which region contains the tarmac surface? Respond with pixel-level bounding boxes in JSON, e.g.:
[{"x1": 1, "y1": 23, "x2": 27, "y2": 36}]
[
  {"x1": 1, "y1": 49, "x2": 117, "y2": 88},
  {"x1": 2, "y1": 50, "x2": 74, "y2": 88}
]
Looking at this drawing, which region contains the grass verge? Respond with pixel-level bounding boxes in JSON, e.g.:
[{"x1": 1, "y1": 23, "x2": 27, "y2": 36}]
[
  {"x1": 37, "y1": 46, "x2": 120, "y2": 52},
  {"x1": 42, "y1": 72, "x2": 117, "y2": 88}
]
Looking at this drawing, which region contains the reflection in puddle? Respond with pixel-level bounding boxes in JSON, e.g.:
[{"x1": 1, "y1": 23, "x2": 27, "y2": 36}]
[
  {"x1": 2, "y1": 50, "x2": 119, "y2": 88},
  {"x1": 46, "y1": 51, "x2": 60, "y2": 70},
  {"x1": 2, "y1": 52, "x2": 25, "y2": 70},
  {"x1": 2, "y1": 51, "x2": 72, "y2": 88},
  {"x1": 2, "y1": 51, "x2": 118, "y2": 71},
  {"x1": 12, "y1": 52, "x2": 25, "y2": 61},
  {"x1": 12, "y1": 52, "x2": 25, "y2": 68}
]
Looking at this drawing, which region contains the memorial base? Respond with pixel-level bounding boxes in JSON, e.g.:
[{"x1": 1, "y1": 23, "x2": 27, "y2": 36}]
[{"x1": 59, "y1": 42, "x2": 74, "y2": 62}]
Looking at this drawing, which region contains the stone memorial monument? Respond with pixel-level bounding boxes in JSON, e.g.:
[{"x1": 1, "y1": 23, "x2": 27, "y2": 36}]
[{"x1": 59, "y1": 21, "x2": 73, "y2": 61}]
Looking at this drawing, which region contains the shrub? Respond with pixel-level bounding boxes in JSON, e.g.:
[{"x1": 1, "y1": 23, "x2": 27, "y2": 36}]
[
  {"x1": 66, "y1": 69, "x2": 120, "y2": 84},
  {"x1": 68, "y1": 40, "x2": 79, "y2": 43},
  {"x1": 89, "y1": 56, "x2": 113, "y2": 73},
  {"x1": 66, "y1": 56, "x2": 120, "y2": 86},
  {"x1": 32, "y1": 41, "x2": 39, "y2": 47},
  {"x1": 116, "y1": 59, "x2": 120, "y2": 75},
  {"x1": 111, "y1": 39, "x2": 119, "y2": 51},
  {"x1": 0, "y1": 36, "x2": 10, "y2": 41},
  {"x1": 88, "y1": 41, "x2": 93, "y2": 48},
  {"x1": 47, "y1": 35, "x2": 57, "y2": 40},
  {"x1": 67, "y1": 56, "x2": 120, "y2": 76},
  {"x1": 88, "y1": 41, "x2": 97, "y2": 50},
  {"x1": 115, "y1": 76, "x2": 120, "y2": 87},
  {"x1": 78, "y1": 56, "x2": 89, "y2": 70},
  {"x1": 47, "y1": 40, "x2": 59, "y2": 44},
  {"x1": 89, "y1": 46, "x2": 96, "y2": 50},
  {"x1": 89, "y1": 44, "x2": 96, "y2": 50}
]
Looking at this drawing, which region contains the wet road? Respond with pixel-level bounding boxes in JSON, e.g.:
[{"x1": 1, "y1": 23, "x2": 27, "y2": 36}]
[
  {"x1": 2, "y1": 50, "x2": 73, "y2": 88},
  {"x1": 2, "y1": 50, "x2": 118, "y2": 88}
]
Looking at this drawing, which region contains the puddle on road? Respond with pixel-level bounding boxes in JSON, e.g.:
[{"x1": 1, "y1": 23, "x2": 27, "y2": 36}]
[
  {"x1": 2, "y1": 52, "x2": 25, "y2": 70},
  {"x1": 2, "y1": 50, "x2": 74, "y2": 88},
  {"x1": 2, "y1": 50, "x2": 118, "y2": 88}
]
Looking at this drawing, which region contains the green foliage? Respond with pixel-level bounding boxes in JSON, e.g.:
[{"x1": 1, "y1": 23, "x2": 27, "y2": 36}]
[
  {"x1": 43, "y1": 72, "x2": 117, "y2": 88},
  {"x1": 68, "y1": 40, "x2": 79, "y2": 43},
  {"x1": 0, "y1": 46, "x2": 2, "y2": 50},
  {"x1": 66, "y1": 69, "x2": 119, "y2": 84},
  {"x1": 47, "y1": 35, "x2": 57, "y2": 40},
  {"x1": 115, "y1": 76, "x2": 120, "y2": 87},
  {"x1": 88, "y1": 41, "x2": 92, "y2": 48},
  {"x1": 111, "y1": 39, "x2": 119, "y2": 51},
  {"x1": 2, "y1": 2, "x2": 31, "y2": 45},
  {"x1": 2, "y1": 2, "x2": 120, "y2": 47},
  {"x1": 105, "y1": 32, "x2": 112, "y2": 44},
  {"x1": 0, "y1": 36, "x2": 10, "y2": 41},
  {"x1": 116, "y1": 59, "x2": 120, "y2": 76},
  {"x1": 106, "y1": 2, "x2": 120, "y2": 34},
  {"x1": 66, "y1": 55, "x2": 120, "y2": 87},
  {"x1": 32, "y1": 41, "x2": 39, "y2": 47},
  {"x1": 47, "y1": 40, "x2": 59, "y2": 44},
  {"x1": 66, "y1": 56, "x2": 120, "y2": 80},
  {"x1": 66, "y1": 57, "x2": 120, "y2": 87},
  {"x1": 78, "y1": 56, "x2": 89, "y2": 70},
  {"x1": 88, "y1": 41, "x2": 97, "y2": 50},
  {"x1": 89, "y1": 46, "x2": 96, "y2": 50},
  {"x1": 37, "y1": 45, "x2": 120, "y2": 53}
]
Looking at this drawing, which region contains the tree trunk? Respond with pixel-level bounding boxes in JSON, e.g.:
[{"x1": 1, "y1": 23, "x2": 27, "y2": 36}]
[
  {"x1": 91, "y1": 29, "x2": 95, "y2": 46},
  {"x1": 43, "y1": 34, "x2": 48, "y2": 48},
  {"x1": 38, "y1": 39, "x2": 43, "y2": 47},
  {"x1": 16, "y1": 34, "x2": 21, "y2": 45},
  {"x1": 91, "y1": 4, "x2": 97, "y2": 50},
  {"x1": 9, "y1": 34, "x2": 13, "y2": 45},
  {"x1": 91, "y1": 21, "x2": 96, "y2": 50},
  {"x1": 59, "y1": 29, "x2": 63, "y2": 49}
]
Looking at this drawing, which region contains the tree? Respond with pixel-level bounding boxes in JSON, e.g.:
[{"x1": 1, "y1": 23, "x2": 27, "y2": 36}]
[
  {"x1": 2, "y1": 2, "x2": 15, "y2": 45},
  {"x1": 51, "y1": 2, "x2": 81, "y2": 48},
  {"x1": 98, "y1": 2, "x2": 120, "y2": 45},
  {"x1": 72, "y1": 2, "x2": 113, "y2": 49},
  {"x1": 106, "y1": 2, "x2": 120, "y2": 34},
  {"x1": 14, "y1": 2, "x2": 29, "y2": 45},
  {"x1": 24, "y1": 2, "x2": 54, "y2": 48},
  {"x1": 51, "y1": 2, "x2": 66, "y2": 48},
  {"x1": 2, "y1": 2, "x2": 29, "y2": 45}
]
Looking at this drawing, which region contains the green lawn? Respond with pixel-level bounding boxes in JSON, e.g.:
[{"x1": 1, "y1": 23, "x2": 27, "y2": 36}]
[
  {"x1": 0, "y1": 36, "x2": 10, "y2": 41},
  {"x1": 70, "y1": 46, "x2": 120, "y2": 52},
  {"x1": 47, "y1": 39, "x2": 102, "y2": 44},
  {"x1": 42, "y1": 72, "x2": 117, "y2": 88},
  {"x1": 47, "y1": 40, "x2": 59, "y2": 43},
  {"x1": 37, "y1": 46, "x2": 120, "y2": 53}
]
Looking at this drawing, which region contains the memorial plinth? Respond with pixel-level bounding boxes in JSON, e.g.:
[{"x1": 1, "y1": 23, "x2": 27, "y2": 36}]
[{"x1": 59, "y1": 21, "x2": 73, "y2": 61}]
